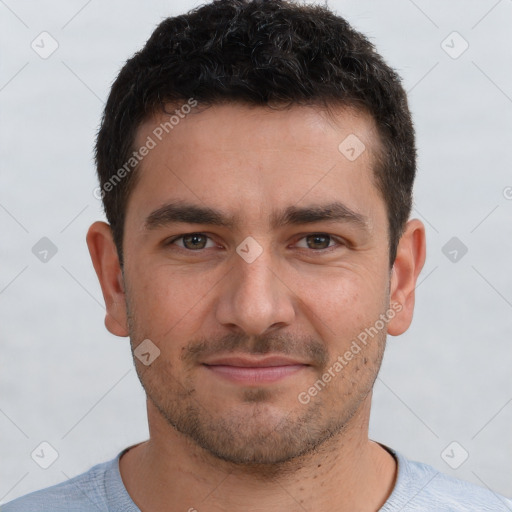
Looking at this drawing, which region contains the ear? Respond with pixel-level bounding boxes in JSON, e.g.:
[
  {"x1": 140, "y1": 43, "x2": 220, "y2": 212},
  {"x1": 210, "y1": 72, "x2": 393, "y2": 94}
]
[
  {"x1": 86, "y1": 221, "x2": 129, "y2": 337},
  {"x1": 387, "y1": 218, "x2": 426, "y2": 336}
]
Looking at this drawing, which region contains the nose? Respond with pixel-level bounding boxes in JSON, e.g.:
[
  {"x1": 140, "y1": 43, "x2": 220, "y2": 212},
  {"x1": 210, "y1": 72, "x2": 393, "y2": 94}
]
[{"x1": 215, "y1": 244, "x2": 296, "y2": 336}]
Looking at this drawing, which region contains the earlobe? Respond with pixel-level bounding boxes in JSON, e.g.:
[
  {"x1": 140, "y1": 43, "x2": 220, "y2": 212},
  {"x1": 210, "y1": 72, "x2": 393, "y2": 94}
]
[
  {"x1": 387, "y1": 219, "x2": 426, "y2": 336},
  {"x1": 86, "y1": 221, "x2": 129, "y2": 337}
]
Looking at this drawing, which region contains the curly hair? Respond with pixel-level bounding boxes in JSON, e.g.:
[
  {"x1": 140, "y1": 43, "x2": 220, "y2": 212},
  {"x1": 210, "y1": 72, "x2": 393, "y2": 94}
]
[{"x1": 95, "y1": 0, "x2": 416, "y2": 268}]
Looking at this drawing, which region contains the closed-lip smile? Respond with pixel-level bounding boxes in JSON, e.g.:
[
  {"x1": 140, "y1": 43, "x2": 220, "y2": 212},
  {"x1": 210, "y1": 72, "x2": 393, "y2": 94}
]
[{"x1": 202, "y1": 355, "x2": 310, "y2": 384}]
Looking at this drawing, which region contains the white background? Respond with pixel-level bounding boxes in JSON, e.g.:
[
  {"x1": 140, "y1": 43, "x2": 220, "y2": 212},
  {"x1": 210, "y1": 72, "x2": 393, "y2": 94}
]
[{"x1": 1, "y1": 0, "x2": 511, "y2": 504}]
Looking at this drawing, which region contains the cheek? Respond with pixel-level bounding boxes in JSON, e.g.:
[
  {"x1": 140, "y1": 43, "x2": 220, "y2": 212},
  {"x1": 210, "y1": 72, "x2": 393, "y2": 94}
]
[
  {"x1": 128, "y1": 265, "x2": 216, "y2": 343},
  {"x1": 298, "y1": 266, "x2": 387, "y2": 340}
]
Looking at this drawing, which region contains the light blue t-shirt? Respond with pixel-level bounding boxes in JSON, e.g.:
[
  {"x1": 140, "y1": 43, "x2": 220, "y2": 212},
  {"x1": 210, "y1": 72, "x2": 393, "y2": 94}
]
[{"x1": 2, "y1": 443, "x2": 511, "y2": 511}]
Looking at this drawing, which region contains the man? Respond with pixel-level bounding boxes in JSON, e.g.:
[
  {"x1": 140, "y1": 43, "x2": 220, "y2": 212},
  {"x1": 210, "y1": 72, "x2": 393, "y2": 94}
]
[{"x1": 3, "y1": 0, "x2": 511, "y2": 510}]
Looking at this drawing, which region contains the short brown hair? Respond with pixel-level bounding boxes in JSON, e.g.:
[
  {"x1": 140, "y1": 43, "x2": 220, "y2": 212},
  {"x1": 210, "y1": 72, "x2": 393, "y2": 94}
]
[{"x1": 95, "y1": 0, "x2": 416, "y2": 268}]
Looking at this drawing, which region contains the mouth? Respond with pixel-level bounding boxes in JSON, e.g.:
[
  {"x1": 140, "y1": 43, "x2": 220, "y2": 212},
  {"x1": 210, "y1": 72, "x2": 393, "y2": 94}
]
[{"x1": 202, "y1": 355, "x2": 310, "y2": 384}]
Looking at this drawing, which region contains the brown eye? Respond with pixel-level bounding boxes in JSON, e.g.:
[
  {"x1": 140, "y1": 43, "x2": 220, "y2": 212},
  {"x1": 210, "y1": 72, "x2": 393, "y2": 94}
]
[
  {"x1": 170, "y1": 233, "x2": 214, "y2": 250},
  {"x1": 183, "y1": 234, "x2": 207, "y2": 249},
  {"x1": 295, "y1": 233, "x2": 336, "y2": 250},
  {"x1": 308, "y1": 234, "x2": 331, "y2": 249}
]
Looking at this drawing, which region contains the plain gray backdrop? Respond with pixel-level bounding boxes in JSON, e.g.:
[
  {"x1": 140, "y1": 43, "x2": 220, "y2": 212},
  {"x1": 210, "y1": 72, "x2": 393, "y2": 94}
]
[{"x1": 1, "y1": 0, "x2": 511, "y2": 504}]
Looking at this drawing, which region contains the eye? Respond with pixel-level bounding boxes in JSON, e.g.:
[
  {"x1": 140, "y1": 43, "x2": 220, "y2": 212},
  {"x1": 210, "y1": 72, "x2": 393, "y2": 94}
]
[
  {"x1": 167, "y1": 233, "x2": 216, "y2": 250},
  {"x1": 295, "y1": 233, "x2": 343, "y2": 251}
]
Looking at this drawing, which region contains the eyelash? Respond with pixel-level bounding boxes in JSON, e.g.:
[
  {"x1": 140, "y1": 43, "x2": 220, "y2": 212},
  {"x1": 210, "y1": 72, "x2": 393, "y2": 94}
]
[{"x1": 165, "y1": 232, "x2": 346, "y2": 254}]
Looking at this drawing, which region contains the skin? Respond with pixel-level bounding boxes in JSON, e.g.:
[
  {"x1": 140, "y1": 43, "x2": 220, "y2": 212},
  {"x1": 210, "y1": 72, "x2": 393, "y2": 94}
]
[{"x1": 87, "y1": 103, "x2": 426, "y2": 512}]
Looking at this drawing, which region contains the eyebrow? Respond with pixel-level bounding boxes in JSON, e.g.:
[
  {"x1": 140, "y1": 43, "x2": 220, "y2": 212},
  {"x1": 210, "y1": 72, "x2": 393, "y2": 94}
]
[{"x1": 144, "y1": 200, "x2": 369, "y2": 231}]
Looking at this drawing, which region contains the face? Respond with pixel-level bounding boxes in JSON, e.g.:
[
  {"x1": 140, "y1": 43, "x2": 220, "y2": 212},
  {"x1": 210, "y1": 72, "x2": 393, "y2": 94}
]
[{"x1": 99, "y1": 104, "x2": 405, "y2": 465}]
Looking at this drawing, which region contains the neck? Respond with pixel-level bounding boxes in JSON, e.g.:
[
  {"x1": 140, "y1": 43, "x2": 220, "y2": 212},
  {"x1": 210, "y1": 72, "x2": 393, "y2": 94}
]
[{"x1": 119, "y1": 395, "x2": 397, "y2": 512}]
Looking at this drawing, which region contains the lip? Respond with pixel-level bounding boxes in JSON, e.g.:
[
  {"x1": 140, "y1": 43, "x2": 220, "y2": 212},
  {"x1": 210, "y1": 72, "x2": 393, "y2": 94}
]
[
  {"x1": 202, "y1": 355, "x2": 307, "y2": 367},
  {"x1": 202, "y1": 355, "x2": 309, "y2": 384}
]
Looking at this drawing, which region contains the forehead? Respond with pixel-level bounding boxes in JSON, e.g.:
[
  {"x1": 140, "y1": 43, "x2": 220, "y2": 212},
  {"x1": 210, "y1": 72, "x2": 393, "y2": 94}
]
[
  {"x1": 125, "y1": 103, "x2": 384, "y2": 231},
  {"x1": 136, "y1": 102, "x2": 379, "y2": 156}
]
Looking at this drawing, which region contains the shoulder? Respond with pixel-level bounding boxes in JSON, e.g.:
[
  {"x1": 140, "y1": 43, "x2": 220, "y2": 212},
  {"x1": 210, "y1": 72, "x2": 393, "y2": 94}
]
[
  {"x1": 381, "y1": 445, "x2": 512, "y2": 512},
  {"x1": 1, "y1": 458, "x2": 113, "y2": 512}
]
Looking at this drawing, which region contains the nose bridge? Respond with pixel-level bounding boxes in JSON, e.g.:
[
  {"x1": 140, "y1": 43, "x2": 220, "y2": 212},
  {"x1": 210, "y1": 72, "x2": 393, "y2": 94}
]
[
  {"x1": 237, "y1": 247, "x2": 275, "y2": 298},
  {"x1": 216, "y1": 238, "x2": 295, "y2": 335}
]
